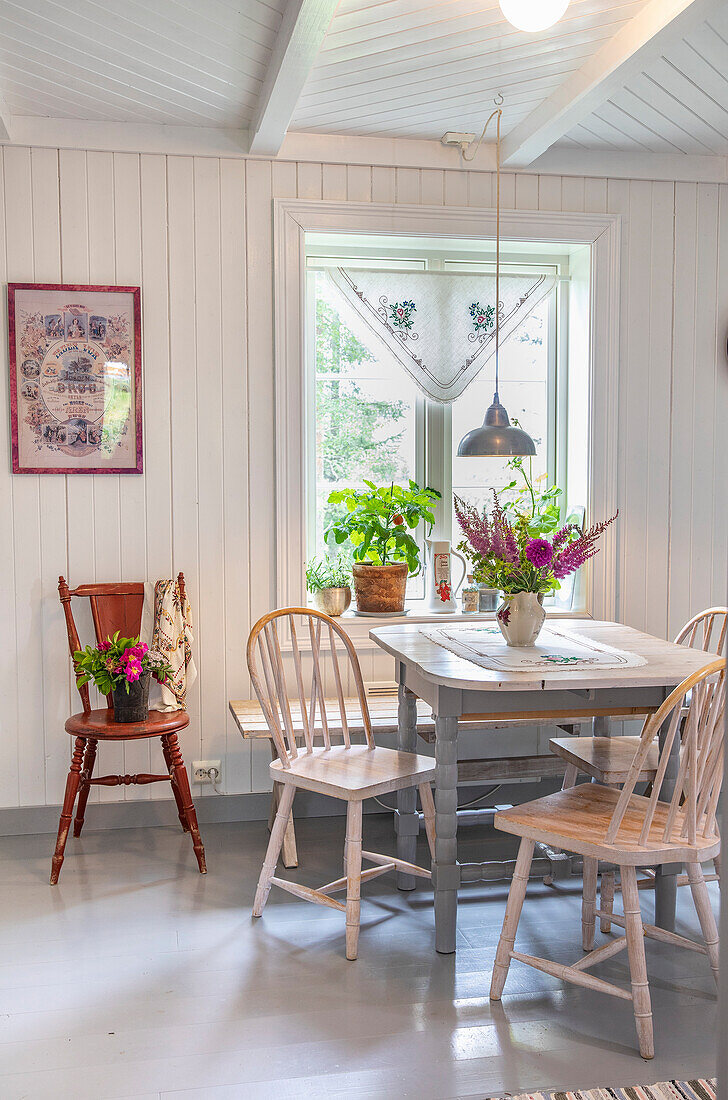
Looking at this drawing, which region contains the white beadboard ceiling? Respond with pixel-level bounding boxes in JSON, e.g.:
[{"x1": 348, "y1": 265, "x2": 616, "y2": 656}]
[
  {"x1": 563, "y1": 6, "x2": 728, "y2": 154},
  {"x1": 291, "y1": 0, "x2": 650, "y2": 139},
  {"x1": 0, "y1": 0, "x2": 286, "y2": 127},
  {"x1": 0, "y1": 0, "x2": 725, "y2": 166}
]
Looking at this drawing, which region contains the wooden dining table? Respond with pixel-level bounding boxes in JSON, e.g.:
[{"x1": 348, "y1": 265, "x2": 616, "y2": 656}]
[{"x1": 370, "y1": 618, "x2": 720, "y2": 954}]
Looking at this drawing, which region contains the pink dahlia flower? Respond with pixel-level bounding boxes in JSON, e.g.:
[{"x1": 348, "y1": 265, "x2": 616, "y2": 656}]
[{"x1": 525, "y1": 538, "x2": 553, "y2": 568}]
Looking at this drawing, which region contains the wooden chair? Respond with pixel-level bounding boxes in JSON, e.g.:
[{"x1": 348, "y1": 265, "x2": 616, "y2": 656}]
[
  {"x1": 489, "y1": 658, "x2": 725, "y2": 1059},
  {"x1": 549, "y1": 607, "x2": 727, "y2": 924},
  {"x1": 51, "y1": 575, "x2": 206, "y2": 885},
  {"x1": 248, "y1": 607, "x2": 436, "y2": 960}
]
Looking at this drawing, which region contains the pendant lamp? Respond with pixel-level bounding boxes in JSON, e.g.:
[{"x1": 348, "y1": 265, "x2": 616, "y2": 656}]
[
  {"x1": 500, "y1": 0, "x2": 569, "y2": 33},
  {"x1": 457, "y1": 107, "x2": 536, "y2": 458}
]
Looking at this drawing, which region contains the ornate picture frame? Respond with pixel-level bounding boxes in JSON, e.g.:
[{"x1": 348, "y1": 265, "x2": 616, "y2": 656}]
[{"x1": 8, "y1": 282, "x2": 142, "y2": 474}]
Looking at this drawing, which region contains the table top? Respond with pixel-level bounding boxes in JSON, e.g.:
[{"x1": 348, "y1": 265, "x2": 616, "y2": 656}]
[{"x1": 370, "y1": 619, "x2": 721, "y2": 692}]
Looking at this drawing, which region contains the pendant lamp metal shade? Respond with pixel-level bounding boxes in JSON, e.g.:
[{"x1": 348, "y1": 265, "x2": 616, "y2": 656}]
[
  {"x1": 457, "y1": 393, "x2": 536, "y2": 457},
  {"x1": 457, "y1": 105, "x2": 537, "y2": 459}
]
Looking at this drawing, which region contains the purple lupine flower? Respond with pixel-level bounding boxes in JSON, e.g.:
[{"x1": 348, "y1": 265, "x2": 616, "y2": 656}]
[
  {"x1": 491, "y1": 492, "x2": 520, "y2": 564},
  {"x1": 525, "y1": 538, "x2": 553, "y2": 568},
  {"x1": 454, "y1": 495, "x2": 492, "y2": 557},
  {"x1": 552, "y1": 524, "x2": 577, "y2": 551}
]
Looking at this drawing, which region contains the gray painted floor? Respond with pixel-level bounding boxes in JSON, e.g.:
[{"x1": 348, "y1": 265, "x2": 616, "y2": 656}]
[{"x1": 0, "y1": 813, "x2": 719, "y2": 1099}]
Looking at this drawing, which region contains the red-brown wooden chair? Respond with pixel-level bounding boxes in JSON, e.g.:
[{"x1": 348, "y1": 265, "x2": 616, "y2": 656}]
[{"x1": 51, "y1": 574, "x2": 206, "y2": 884}]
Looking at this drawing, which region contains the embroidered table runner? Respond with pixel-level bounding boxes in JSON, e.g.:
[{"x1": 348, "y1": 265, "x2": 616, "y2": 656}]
[{"x1": 421, "y1": 624, "x2": 647, "y2": 672}]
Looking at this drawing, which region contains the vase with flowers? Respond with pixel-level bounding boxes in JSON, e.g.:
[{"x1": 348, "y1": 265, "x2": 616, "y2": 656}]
[
  {"x1": 454, "y1": 492, "x2": 617, "y2": 646},
  {"x1": 74, "y1": 633, "x2": 174, "y2": 722}
]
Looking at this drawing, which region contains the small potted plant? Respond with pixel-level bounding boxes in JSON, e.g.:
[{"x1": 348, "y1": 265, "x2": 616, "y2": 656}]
[
  {"x1": 305, "y1": 555, "x2": 352, "y2": 617},
  {"x1": 326, "y1": 480, "x2": 441, "y2": 614},
  {"x1": 455, "y1": 491, "x2": 617, "y2": 646},
  {"x1": 74, "y1": 633, "x2": 173, "y2": 723}
]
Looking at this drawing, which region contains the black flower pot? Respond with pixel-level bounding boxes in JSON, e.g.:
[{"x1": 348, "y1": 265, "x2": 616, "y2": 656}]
[{"x1": 112, "y1": 672, "x2": 151, "y2": 723}]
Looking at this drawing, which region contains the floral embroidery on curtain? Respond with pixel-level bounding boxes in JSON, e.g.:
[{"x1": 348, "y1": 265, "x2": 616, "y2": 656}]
[{"x1": 326, "y1": 267, "x2": 556, "y2": 403}]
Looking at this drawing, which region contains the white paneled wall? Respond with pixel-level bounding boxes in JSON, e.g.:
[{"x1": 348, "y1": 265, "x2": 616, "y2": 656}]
[{"x1": 0, "y1": 148, "x2": 726, "y2": 810}]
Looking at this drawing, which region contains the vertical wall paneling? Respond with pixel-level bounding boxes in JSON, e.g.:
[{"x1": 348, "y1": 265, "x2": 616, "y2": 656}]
[
  {"x1": 1, "y1": 148, "x2": 727, "y2": 810},
  {"x1": 220, "y1": 158, "x2": 251, "y2": 795},
  {"x1": 167, "y1": 156, "x2": 202, "y2": 779},
  {"x1": 6, "y1": 146, "x2": 44, "y2": 805},
  {"x1": 0, "y1": 150, "x2": 19, "y2": 807}
]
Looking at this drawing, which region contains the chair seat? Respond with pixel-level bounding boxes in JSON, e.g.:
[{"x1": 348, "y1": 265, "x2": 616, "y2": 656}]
[
  {"x1": 550, "y1": 735, "x2": 657, "y2": 784},
  {"x1": 65, "y1": 708, "x2": 190, "y2": 741},
  {"x1": 494, "y1": 783, "x2": 720, "y2": 865},
  {"x1": 270, "y1": 744, "x2": 436, "y2": 799}
]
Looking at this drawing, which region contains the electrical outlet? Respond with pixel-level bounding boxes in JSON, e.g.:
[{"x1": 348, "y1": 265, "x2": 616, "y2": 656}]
[{"x1": 192, "y1": 760, "x2": 221, "y2": 784}]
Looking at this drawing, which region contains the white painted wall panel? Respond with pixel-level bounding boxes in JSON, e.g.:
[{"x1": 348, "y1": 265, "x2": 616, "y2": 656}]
[{"x1": 0, "y1": 147, "x2": 726, "y2": 809}]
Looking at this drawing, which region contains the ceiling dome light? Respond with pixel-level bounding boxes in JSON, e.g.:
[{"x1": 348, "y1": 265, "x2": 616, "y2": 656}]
[{"x1": 499, "y1": 0, "x2": 569, "y2": 32}]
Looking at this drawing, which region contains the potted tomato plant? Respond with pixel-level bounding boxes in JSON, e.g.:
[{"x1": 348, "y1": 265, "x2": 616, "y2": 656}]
[{"x1": 325, "y1": 480, "x2": 441, "y2": 613}]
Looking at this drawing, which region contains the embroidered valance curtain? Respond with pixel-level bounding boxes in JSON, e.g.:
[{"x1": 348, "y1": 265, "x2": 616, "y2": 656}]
[{"x1": 326, "y1": 267, "x2": 556, "y2": 404}]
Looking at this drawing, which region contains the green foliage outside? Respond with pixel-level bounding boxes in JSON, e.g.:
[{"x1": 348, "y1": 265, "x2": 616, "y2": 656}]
[{"x1": 315, "y1": 293, "x2": 410, "y2": 535}]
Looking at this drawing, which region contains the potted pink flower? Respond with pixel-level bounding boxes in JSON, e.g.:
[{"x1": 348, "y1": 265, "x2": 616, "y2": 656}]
[
  {"x1": 455, "y1": 491, "x2": 617, "y2": 646},
  {"x1": 74, "y1": 632, "x2": 173, "y2": 723}
]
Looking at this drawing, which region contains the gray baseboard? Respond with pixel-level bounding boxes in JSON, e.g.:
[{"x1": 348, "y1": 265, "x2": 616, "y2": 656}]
[{"x1": 0, "y1": 790, "x2": 353, "y2": 837}]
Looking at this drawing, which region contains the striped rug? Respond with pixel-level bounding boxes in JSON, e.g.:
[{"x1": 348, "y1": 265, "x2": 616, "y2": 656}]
[{"x1": 494, "y1": 1081, "x2": 716, "y2": 1100}]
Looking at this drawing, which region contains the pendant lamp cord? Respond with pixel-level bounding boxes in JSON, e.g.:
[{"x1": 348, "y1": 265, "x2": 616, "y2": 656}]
[{"x1": 461, "y1": 101, "x2": 503, "y2": 404}]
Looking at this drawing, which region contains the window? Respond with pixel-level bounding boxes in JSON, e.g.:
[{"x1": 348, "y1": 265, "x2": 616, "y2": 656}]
[{"x1": 305, "y1": 232, "x2": 585, "y2": 609}]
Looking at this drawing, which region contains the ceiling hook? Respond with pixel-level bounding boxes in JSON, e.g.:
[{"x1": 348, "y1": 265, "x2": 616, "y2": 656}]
[{"x1": 494, "y1": 92, "x2": 504, "y2": 106}]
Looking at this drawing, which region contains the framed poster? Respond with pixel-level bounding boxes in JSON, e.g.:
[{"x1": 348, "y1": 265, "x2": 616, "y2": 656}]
[{"x1": 8, "y1": 282, "x2": 142, "y2": 474}]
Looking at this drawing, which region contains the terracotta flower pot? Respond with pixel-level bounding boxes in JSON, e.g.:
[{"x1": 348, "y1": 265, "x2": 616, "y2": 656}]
[
  {"x1": 352, "y1": 562, "x2": 408, "y2": 613},
  {"x1": 112, "y1": 672, "x2": 151, "y2": 723}
]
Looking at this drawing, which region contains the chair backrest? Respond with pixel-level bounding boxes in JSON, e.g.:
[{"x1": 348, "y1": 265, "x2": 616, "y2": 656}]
[
  {"x1": 606, "y1": 658, "x2": 726, "y2": 849},
  {"x1": 246, "y1": 607, "x2": 374, "y2": 769},
  {"x1": 674, "y1": 607, "x2": 728, "y2": 655},
  {"x1": 58, "y1": 574, "x2": 186, "y2": 714}
]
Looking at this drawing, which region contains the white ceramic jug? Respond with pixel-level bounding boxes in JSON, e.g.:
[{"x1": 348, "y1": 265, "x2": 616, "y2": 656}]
[{"x1": 424, "y1": 539, "x2": 467, "y2": 613}]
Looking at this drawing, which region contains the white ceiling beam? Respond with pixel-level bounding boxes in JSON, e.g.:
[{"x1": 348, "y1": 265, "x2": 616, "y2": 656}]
[
  {"x1": 248, "y1": 0, "x2": 339, "y2": 157},
  {"x1": 500, "y1": 0, "x2": 724, "y2": 168},
  {"x1": 0, "y1": 89, "x2": 12, "y2": 142}
]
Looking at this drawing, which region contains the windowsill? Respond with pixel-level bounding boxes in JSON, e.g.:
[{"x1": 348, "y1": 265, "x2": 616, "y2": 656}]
[{"x1": 339, "y1": 605, "x2": 592, "y2": 629}]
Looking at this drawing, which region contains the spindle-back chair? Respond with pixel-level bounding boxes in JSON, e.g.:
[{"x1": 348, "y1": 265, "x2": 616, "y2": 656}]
[
  {"x1": 550, "y1": 607, "x2": 727, "y2": 930},
  {"x1": 51, "y1": 575, "x2": 205, "y2": 884},
  {"x1": 490, "y1": 658, "x2": 725, "y2": 1060},
  {"x1": 248, "y1": 607, "x2": 436, "y2": 960}
]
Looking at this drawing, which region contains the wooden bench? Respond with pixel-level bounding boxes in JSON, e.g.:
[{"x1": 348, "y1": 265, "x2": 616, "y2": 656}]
[{"x1": 229, "y1": 694, "x2": 596, "y2": 868}]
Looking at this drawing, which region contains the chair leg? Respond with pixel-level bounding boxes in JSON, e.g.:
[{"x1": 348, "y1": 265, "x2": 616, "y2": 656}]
[
  {"x1": 73, "y1": 737, "x2": 97, "y2": 838},
  {"x1": 419, "y1": 781, "x2": 436, "y2": 860},
  {"x1": 490, "y1": 838, "x2": 535, "y2": 1000},
  {"x1": 163, "y1": 733, "x2": 207, "y2": 873},
  {"x1": 562, "y1": 762, "x2": 579, "y2": 790},
  {"x1": 622, "y1": 865, "x2": 654, "y2": 1060},
  {"x1": 600, "y1": 870, "x2": 615, "y2": 933},
  {"x1": 686, "y1": 862, "x2": 720, "y2": 987},
  {"x1": 713, "y1": 852, "x2": 721, "y2": 880},
  {"x1": 345, "y1": 800, "x2": 363, "y2": 961},
  {"x1": 253, "y1": 783, "x2": 296, "y2": 916},
  {"x1": 50, "y1": 736, "x2": 86, "y2": 885},
  {"x1": 582, "y1": 857, "x2": 598, "y2": 950},
  {"x1": 162, "y1": 737, "x2": 189, "y2": 833}
]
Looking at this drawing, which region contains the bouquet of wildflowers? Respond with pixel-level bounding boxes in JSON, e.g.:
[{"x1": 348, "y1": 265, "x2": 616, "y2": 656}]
[
  {"x1": 74, "y1": 633, "x2": 173, "y2": 695},
  {"x1": 454, "y1": 491, "x2": 617, "y2": 597}
]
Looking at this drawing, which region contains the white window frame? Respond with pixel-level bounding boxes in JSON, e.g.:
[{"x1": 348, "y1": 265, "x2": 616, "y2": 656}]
[
  {"x1": 274, "y1": 199, "x2": 621, "y2": 640},
  {"x1": 306, "y1": 250, "x2": 563, "y2": 560}
]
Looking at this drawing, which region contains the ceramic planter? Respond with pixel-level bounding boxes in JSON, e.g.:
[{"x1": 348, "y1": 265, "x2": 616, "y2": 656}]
[
  {"x1": 496, "y1": 591, "x2": 546, "y2": 647},
  {"x1": 112, "y1": 671, "x2": 151, "y2": 723},
  {"x1": 352, "y1": 562, "x2": 408, "y2": 613},
  {"x1": 311, "y1": 586, "x2": 352, "y2": 617}
]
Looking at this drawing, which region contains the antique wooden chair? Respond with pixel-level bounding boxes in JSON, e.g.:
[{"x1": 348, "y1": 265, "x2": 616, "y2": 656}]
[
  {"x1": 490, "y1": 658, "x2": 724, "y2": 1060},
  {"x1": 51, "y1": 574, "x2": 206, "y2": 884},
  {"x1": 550, "y1": 607, "x2": 727, "y2": 926},
  {"x1": 248, "y1": 607, "x2": 436, "y2": 960}
]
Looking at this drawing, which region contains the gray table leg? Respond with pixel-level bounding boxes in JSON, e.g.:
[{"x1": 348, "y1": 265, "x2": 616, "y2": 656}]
[
  {"x1": 655, "y1": 701, "x2": 680, "y2": 931},
  {"x1": 433, "y1": 713, "x2": 460, "y2": 953},
  {"x1": 396, "y1": 681, "x2": 419, "y2": 890},
  {"x1": 593, "y1": 715, "x2": 611, "y2": 737}
]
